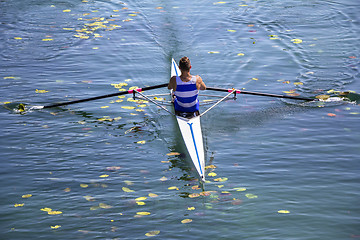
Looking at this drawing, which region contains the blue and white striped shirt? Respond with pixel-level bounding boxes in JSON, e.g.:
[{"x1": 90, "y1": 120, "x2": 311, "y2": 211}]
[{"x1": 174, "y1": 76, "x2": 199, "y2": 112}]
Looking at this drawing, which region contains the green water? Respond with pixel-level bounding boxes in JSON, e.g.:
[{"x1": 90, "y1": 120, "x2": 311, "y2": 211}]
[{"x1": 1, "y1": 0, "x2": 359, "y2": 239}]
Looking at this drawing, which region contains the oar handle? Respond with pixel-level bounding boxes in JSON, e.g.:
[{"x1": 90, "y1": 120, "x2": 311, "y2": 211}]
[
  {"x1": 43, "y1": 83, "x2": 168, "y2": 109},
  {"x1": 206, "y1": 87, "x2": 315, "y2": 101}
]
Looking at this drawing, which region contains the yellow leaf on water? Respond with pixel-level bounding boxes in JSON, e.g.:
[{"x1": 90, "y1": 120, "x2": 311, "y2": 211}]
[
  {"x1": 208, "y1": 51, "x2": 220, "y2": 54},
  {"x1": 63, "y1": 9, "x2": 71, "y2": 12},
  {"x1": 14, "y1": 37, "x2": 22, "y2": 40},
  {"x1": 187, "y1": 207, "x2": 195, "y2": 210},
  {"x1": 136, "y1": 211, "x2": 150, "y2": 215},
  {"x1": 237, "y1": 53, "x2": 245, "y2": 56},
  {"x1": 14, "y1": 203, "x2": 24, "y2": 207},
  {"x1": 22, "y1": 194, "x2": 32, "y2": 198},
  {"x1": 111, "y1": 82, "x2": 128, "y2": 88},
  {"x1": 214, "y1": 177, "x2": 228, "y2": 182},
  {"x1": 50, "y1": 225, "x2": 61, "y2": 229},
  {"x1": 316, "y1": 95, "x2": 330, "y2": 100},
  {"x1": 181, "y1": 219, "x2": 192, "y2": 224},
  {"x1": 148, "y1": 193, "x2": 158, "y2": 197},
  {"x1": 245, "y1": 193, "x2": 258, "y2": 199},
  {"x1": 208, "y1": 172, "x2": 217, "y2": 177},
  {"x1": 74, "y1": 34, "x2": 89, "y2": 39},
  {"x1": 168, "y1": 186, "x2": 179, "y2": 190},
  {"x1": 41, "y1": 207, "x2": 52, "y2": 212},
  {"x1": 200, "y1": 191, "x2": 212, "y2": 196},
  {"x1": 135, "y1": 197, "x2": 147, "y2": 201},
  {"x1": 294, "y1": 82, "x2": 303, "y2": 85},
  {"x1": 227, "y1": 29, "x2": 236, "y2": 32},
  {"x1": 99, "y1": 203, "x2": 112, "y2": 209},
  {"x1": 154, "y1": 97, "x2": 165, "y2": 101},
  {"x1": 137, "y1": 140, "x2": 146, "y2": 144},
  {"x1": 100, "y1": 106, "x2": 109, "y2": 109},
  {"x1": 64, "y1": 188, "x2": 71, "y2": 192},
  {"x1": 291, "y1": 38, "x2": 302, "y2": 44},
  {"x1": 145, "y1": 230, "x2": 160, "y2": 237},
  {"x1": 98, "y1": 117, "x2": 112, "y2": 121},
  {"x1": 42, "y1": 38, "x2": 54, "y2": 41},
  {"x1": 80, "y1": 184, "x2": 88, "y2": 188},
  {"x1": 234, "y1": 187, "x2": 247, "y2": 192},
  {"x1": 122, "y1": 187, "x2": 135, "y2": 192},
  {"x1": 205, "y1": 165, "x2": 217, "y2": 169},
  {"x1": 124, "y1": 180, "x2": 133, "y2": 185},
  {"x1": 99, "y1": 174, "x2": 109, "y2": 178},
  {"x1": 192, "y1": 185, "x2": 200, "y2": 190},
  {"x1": 283, "y1": 90, "x2": 296, "y2": 94},
  {"x1": 90, "y1": 205, "x2": 100, "y2": 210},
  {"x1": 213, "y1": 1, "x2": 226, "y2": 4},
  {"x1": 166, "y1": 152, "x2": 181, "y2": 156},
  {"x1": 278, "y1": 210, "x2": 290, "y2": 214},
  {"x1": 159, "y1": 176, "x2": 168, "y2": 181},
  {"x1": 136, "y1": 201, "x2": 145, "y2": 205},
  {"x1": 48, "y1": 210, "x2": 62, "y2": 215},
  {"x1": 122, "y1": 106, "x2": 136, "y2": 110},
  {"x1": 35, "y1": 89, "x2": 49, "y2": 93},
  {"x1": 188, "y1": 193, "x2": 200, "y2": 198},
  {"x1": 217, "y1": 185, "x2": 224, "y2": 188}
]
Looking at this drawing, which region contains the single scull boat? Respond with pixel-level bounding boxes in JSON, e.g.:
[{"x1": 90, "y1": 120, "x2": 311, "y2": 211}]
[{"x1": 171, "y1": 58, "x2": 206, "y2": 181}]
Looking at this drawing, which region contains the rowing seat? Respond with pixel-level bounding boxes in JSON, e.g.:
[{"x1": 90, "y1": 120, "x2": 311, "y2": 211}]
[{"x1": 175, "y1": 111, "x2": 200, "y2": 119}]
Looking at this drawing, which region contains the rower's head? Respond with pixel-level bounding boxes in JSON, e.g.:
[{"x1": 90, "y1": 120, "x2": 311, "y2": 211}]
[{"x1": 179, "y1": 57, "x2": 191, "y2": 71}]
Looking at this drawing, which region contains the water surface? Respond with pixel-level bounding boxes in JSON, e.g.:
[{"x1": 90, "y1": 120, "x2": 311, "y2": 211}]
[{"x1": 1, "y1": 0, "x2": 359, "y2": 239}]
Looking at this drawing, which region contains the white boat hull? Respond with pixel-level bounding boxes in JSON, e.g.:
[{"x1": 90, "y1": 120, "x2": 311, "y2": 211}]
[
  {"x1": 171, "y1": 58, "x2": 205, "y2": 181},
  {"x1": 176, "y1": 115, "x2": 205, "y2": 181}
]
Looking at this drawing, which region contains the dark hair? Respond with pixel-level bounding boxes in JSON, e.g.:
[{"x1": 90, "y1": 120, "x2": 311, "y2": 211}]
[{"x1": 179, "y1": 57, "x2": 191, "y2": 71}]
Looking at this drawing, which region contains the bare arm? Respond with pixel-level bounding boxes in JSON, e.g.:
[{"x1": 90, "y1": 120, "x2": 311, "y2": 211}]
[
  {"x1": 168, "y1": 76, "x2": 177, "y2": 91},
  {"x1": 196, "y1": 75, "x2": 206, "y2": 90}
]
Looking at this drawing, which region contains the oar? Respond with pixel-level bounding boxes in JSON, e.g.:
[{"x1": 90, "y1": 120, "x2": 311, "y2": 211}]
[
  {"x1": 206, "y1": 87, "x2": 315, "y2": 101},
  {"x1": 39, "y1": 83, "x2": 168, "y2": 109}
]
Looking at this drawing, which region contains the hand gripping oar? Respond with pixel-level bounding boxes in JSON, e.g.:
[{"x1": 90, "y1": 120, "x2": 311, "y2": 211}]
[
  {"x1": 39, "y1": 83, "x2": 168, "y2": 109},
  {"x1": 206, "y1": 87, "x2": 315, "y2": 101}
]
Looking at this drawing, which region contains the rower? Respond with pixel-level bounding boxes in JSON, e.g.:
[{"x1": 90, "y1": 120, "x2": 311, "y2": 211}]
[{"x1": 168, "y1": 57, "x2": 206, "y2": 118}]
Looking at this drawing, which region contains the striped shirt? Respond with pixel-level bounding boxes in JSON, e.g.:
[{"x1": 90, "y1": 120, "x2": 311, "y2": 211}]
[{"x1": 174, "y1": 76, "x2": 199, "y2": 113}]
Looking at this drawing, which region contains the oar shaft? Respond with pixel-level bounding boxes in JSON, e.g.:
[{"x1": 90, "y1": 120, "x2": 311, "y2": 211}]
[
  {"x1": 206, "y1": 87, "x2": 314, "y2": 101},
  {"x1": 43, "y1": 83, "x2": 168, "y2": 109}
]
